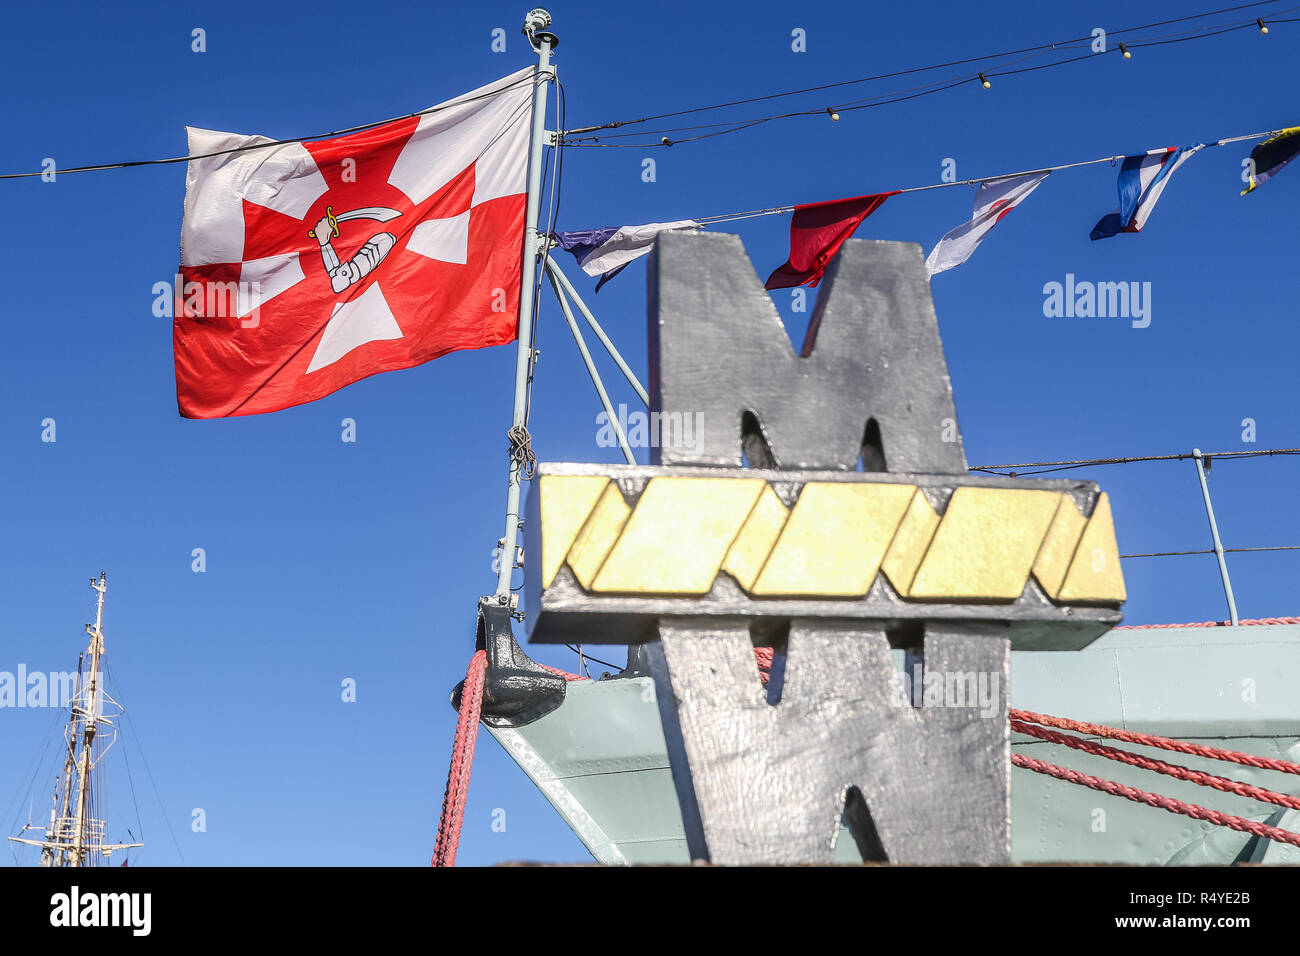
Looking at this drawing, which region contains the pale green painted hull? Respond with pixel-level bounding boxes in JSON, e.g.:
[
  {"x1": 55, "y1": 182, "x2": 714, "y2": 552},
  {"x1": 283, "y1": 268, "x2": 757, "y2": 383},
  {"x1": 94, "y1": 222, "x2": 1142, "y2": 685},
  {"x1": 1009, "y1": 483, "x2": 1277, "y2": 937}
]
[{"x1": 490, "y1": 624, "x2": 1300, "y2": 864}]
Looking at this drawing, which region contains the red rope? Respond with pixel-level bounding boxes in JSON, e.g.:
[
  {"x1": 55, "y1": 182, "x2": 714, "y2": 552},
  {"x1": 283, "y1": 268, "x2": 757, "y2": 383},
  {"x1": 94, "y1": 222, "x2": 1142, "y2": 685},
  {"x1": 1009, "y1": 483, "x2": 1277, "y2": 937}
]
[
  {"x1": 1011, "y1": 718, "x2": 1300, "y2": 811},
  {"x1": 1012, "y1": 752, "x2": 1300, "y2": 849},
  {"x1": 1012, "y1": 708, "x2": 1300, "y2": 776},
  {"x1": 432, "y1": 650, "x2": 487, "y2": 867},
  {"x1": 539, "y1": 662, "x2": 588, "y2": 682}
]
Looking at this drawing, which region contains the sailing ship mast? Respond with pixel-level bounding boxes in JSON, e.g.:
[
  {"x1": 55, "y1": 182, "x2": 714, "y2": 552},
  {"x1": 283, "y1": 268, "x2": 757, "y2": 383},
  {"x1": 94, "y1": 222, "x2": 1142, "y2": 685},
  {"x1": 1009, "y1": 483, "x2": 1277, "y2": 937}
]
[{"x1": 9, "y1": 573, "x2": 142, "y2": 867}]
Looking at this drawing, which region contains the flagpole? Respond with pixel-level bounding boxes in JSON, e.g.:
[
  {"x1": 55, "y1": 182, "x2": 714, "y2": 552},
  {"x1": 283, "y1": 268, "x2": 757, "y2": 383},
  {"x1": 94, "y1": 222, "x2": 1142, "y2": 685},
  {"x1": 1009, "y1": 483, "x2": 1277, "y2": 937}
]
[{"x1": 495, "y1": 9, "x2": 557, "y2": 598}]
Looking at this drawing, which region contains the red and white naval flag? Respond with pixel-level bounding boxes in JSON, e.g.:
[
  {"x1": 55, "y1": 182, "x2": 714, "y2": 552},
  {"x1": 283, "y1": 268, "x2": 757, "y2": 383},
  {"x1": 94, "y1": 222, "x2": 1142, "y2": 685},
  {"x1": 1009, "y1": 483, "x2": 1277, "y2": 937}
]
[
  {"x1": 925, "y1": 171, "x2": 1049, "y2": 276},
  {"x1": 174, "y1": 68, "x2": 535, "y2": 418}
]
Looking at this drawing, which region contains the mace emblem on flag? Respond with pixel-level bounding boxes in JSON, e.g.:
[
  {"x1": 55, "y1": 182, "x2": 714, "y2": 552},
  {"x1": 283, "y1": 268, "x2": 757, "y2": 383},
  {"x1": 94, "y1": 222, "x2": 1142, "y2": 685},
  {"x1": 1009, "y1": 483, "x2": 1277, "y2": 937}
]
[
  {"x1": 173, "y1": 67, "x2": 536, "y2": 418},
  {"x1": 307, "y1": 204, "x2": 401, "y2": 293}
]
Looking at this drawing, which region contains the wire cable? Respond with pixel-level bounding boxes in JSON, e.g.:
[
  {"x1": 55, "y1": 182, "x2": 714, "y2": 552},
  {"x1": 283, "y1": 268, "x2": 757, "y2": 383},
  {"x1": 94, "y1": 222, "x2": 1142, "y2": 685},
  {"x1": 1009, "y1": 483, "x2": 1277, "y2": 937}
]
[
  {"x1": 581, "y1": 39, "x2": 1097, "y2": 144},
  {"x1": 0, "y1": 71, "x2": 536, "y2": 180},
  {"x1": 1123, "y1": 546, "x2": 1300, "y2": 558},
  {"x1": 116, "y1": 701, "x2": 187, "y2": 866},
  {"x1": 563, "y1": 5, "x2": 1293, "y2": 148},
  {"x1": 633, "y1": 123, "x2": 1283, "y2": 228},
  {"x1": 3, "y1": 705, "x2": 68, "y2": 866},
  {"x1": 968, "y1": 447, "x2": 1300, "y2": 476},
  {"x1": 0, "y1": 5, "x2": 1284, "y2": 179},
  {"x1": 564, "y1": 1, "x2": 1283, "y2": 137},
  {"x1": 105, "y1": 664, "x2": 146, "y2": 862},
  {"x1": 527, "y1": 72, "x2": 566, "y2": 430},
  {"x1": 562, "y1": 644, "x2": 623, "y2": 672}
]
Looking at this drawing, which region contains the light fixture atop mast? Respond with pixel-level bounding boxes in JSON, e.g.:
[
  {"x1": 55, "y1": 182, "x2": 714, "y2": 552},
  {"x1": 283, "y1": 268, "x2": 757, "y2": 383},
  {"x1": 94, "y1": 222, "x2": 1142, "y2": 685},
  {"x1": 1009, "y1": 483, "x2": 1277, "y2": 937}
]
[{"x1": 523, "y1": 8, "x2": 559, "y2": 52}]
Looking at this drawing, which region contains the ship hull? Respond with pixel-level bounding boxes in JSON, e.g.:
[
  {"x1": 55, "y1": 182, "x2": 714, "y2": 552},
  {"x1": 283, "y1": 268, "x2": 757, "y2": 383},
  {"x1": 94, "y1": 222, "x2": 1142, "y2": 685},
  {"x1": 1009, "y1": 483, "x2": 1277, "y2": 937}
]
[{"x1": 489, "y1": 623, "x2": 1300, "y2": 864}]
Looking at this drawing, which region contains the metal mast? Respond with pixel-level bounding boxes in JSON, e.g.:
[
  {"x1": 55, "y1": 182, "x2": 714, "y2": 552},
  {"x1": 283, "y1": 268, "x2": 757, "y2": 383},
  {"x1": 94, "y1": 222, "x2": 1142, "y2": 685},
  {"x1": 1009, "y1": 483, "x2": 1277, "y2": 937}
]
[
  {"x1": 8, "y1": 573, "x2": 142, "y2": 866},
  {"x1": 493, "y1": 8, "x2": 558, "y2": 598},
  {"x1": 491, "y1": 8, "x2": 638, "y2": 599}
]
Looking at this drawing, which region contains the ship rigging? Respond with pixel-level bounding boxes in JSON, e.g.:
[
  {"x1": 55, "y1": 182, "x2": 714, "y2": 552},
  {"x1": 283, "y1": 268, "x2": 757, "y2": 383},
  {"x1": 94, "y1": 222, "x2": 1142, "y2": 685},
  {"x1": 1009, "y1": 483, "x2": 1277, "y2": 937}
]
[{"x1": 8, "y1": 574, "x2": 142, "y2": 867}]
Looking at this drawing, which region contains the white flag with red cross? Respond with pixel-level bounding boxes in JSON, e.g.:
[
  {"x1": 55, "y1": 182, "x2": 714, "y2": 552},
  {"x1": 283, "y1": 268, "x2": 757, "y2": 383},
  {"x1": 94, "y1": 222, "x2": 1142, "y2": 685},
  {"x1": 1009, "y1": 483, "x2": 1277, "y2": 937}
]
[{"x1": 174, "y1": 67, "x2": 535, "y2": 418}]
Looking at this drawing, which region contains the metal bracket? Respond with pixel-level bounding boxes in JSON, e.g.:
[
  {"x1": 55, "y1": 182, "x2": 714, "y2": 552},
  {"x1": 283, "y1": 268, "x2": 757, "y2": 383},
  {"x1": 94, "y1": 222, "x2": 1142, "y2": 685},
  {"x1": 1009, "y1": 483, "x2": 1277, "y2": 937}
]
[{"x1": 453, "y1": 595, "x2": 567, "y2": 728}]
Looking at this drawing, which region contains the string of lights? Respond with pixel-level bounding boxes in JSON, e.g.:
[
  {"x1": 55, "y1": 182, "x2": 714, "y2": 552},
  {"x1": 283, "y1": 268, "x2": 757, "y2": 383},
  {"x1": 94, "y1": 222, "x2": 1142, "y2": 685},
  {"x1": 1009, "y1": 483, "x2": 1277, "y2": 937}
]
[
  {"x1": 0, "y1": 3, "x2": 1288, "y2": 181},
  {"x1": 562, "y1": 3, "x2": 1293, "y2": 147}
]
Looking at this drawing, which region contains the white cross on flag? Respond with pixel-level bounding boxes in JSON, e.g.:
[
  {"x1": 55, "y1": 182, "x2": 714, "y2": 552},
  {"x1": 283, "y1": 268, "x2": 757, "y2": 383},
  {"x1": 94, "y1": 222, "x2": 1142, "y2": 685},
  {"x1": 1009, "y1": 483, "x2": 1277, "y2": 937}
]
[{"x1": 174, "y1": 67, "x2": 535, "y2": 418}]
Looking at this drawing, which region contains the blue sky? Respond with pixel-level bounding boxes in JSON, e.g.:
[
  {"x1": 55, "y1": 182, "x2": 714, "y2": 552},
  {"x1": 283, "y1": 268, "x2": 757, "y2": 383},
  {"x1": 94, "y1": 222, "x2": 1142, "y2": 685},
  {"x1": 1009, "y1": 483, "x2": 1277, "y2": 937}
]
[{"x1": 1, "y1": 0, "x2": 1298, "y2": 866}]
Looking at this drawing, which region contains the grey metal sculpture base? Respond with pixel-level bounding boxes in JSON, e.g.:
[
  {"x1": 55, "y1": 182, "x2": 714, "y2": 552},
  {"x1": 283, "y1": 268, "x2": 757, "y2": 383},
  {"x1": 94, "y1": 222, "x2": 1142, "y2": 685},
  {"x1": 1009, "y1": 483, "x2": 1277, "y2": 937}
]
[{"x1": 647, "y1": 619, "x2": 1010, "y2": 865}]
